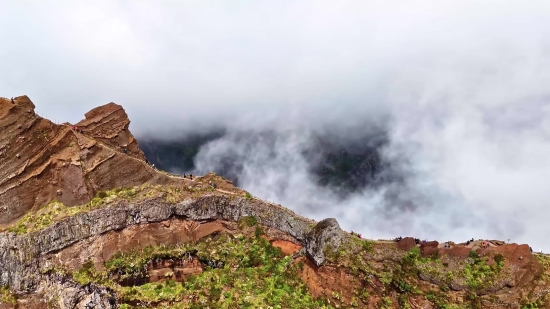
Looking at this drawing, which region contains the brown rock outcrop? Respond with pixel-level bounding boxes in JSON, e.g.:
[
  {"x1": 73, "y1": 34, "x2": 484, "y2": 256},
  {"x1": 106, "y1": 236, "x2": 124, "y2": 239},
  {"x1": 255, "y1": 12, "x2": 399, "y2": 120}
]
[
  {"x1": 76, "y1": 103, "x2": 144, "y2": 161},
  {"x1": 396, "y1": 237, "x2": 417, "y2": 251},
  {"x1": 420, "y1": 240, "x2": 439, "y2": 248},
  {"x1": 0, "y1": 96, "x2": 176, "y2": 227}
]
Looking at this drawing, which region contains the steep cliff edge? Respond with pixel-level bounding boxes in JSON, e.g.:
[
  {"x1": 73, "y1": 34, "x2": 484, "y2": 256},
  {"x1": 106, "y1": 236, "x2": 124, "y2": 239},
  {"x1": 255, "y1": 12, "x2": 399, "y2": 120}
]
[
  {"x1": 0, "y1": 97, "x2": 176, "y2": 228},
  {"x1": 1, "y1": 97, "x2": 550, "y2": 309}
]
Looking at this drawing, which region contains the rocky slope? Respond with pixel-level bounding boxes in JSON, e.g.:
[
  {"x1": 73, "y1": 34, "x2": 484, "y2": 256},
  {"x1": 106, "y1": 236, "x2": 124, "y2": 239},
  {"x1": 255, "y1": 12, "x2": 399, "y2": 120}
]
[
  {"x1": 0, "y1": 96, "x2": 176, "y2": 228},
  {"x1": 1, "y1": 96, "x2": 550, "y2": 309}
]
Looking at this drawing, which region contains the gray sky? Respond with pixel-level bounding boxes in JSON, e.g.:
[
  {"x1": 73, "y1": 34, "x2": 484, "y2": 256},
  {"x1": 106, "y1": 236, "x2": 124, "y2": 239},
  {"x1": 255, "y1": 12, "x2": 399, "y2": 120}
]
[{"x1": 2, "y1": 1, "x2": 550, "y2": 250}]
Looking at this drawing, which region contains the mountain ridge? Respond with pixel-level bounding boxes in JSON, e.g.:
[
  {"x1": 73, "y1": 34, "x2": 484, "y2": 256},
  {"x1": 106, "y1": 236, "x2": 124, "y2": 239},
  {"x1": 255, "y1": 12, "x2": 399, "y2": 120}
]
[{"x1": 0, "y1": 96, "x2": 549, "y2": 309}]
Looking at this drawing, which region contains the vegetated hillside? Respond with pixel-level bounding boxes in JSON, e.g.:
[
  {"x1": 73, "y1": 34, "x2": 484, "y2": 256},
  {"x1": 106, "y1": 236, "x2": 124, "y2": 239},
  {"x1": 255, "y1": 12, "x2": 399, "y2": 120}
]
[{"x1": 1, "y1": 97, "x2": 549, "y2": 309}]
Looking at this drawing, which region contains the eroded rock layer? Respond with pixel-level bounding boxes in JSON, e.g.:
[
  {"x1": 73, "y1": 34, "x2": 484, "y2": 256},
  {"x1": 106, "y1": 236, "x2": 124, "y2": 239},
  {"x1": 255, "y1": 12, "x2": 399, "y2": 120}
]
[{"x1": 0, "y1": 97, "x2": 174, "y2": 227}]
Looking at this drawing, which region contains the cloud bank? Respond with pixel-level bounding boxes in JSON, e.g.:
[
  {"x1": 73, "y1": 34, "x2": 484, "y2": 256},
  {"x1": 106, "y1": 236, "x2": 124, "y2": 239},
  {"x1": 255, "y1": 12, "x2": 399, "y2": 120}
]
[{"x1": 1, "y1": 1, "x2": 550, "y2": 250}]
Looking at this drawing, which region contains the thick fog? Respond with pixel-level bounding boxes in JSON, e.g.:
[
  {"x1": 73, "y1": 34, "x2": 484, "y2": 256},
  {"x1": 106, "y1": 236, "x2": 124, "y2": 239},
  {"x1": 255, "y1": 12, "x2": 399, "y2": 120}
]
[{"x1": 1, "y1": 1, "x2": 550, "y2": 250}]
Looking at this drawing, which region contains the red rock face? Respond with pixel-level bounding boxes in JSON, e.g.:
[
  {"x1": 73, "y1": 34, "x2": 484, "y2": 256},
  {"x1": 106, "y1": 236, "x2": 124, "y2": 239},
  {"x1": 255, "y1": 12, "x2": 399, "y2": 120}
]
[
  {"x1": 147, "y1": 257, "x2": 204, "y2": 283},
  {"x1": 76, "y1": 102, "x2": 145, "y2": 161},
  {"x1": 0, "y1": 96, "x2": 175, "y2": 227},
  {"x1": 421, "y1": 246, "x2": 439, "y2": 257},
  {"x1": 420, "y1": 241, "x2": 439, "y2": 248},
  {"x1": 446, "y1": 246, "x2": 472, "y2": 258},
  {"x1": 396, "y1": 237, "x2": 417, "y2": 251}
]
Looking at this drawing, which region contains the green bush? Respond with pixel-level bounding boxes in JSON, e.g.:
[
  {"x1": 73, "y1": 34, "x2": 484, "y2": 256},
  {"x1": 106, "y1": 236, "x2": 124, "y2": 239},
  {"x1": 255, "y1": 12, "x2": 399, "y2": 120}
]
[
  {"x1": 238, "y1": 216, "x2": 258, "y2": 228},
  {"x1": 493, "y1": 253, "x2": 504, "y2": 265}
]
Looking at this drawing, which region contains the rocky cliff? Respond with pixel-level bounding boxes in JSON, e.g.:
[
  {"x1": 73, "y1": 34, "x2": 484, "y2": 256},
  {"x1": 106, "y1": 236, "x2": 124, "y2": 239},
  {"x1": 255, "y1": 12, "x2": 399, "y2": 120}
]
[
  {"x1": 1, "y1": 96, "x2": 550, "y2": 309},
  {"x1": 0, "y1": 97, "x2": 176, "y2": 228}
]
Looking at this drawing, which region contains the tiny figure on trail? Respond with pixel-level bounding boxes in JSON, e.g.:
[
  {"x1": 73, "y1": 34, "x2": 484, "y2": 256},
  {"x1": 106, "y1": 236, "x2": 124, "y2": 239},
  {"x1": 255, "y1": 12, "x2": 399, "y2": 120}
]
[
  {"x1": 11, "y1": 97, "x2": 14, "y2": 104},
  {"x1": 145, "y1": 158, "x2": 150, "y2": 165},
  {"x1": 357, "y1": 233, "x2": 362, "y2": 239},
  {"x1": 530, "y1": 247, "x2": 533, "y2": 253},
  {"x1": 123, "y1": 148, "x2": 128, "y2": 154},
  {"x1": 71, "y1": 125, "x2": 76, "y2": 131}
]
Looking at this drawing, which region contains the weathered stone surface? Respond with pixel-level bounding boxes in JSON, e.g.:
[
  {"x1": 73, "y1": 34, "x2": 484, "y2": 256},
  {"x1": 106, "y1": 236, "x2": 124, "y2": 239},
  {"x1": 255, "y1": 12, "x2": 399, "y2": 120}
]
[
  {"x1": 0, "y1": 97, "x2": 173, "y2": 226},
  {"x1": 396, "y1": 237, "x2": 417, "y2": 251},
  {"x1": 304, "y1": 218, "x2": 345, "y2": 266},
  {"x1": 42, "y1": 273, "x2": 116, "y2": 309},
  {"x1": 440, "y1": 246, "x2": 471, "y2": 258},
  {"x1": 421, "y1": 246, "x2": 439, "y2": 257},
  {"x1": 0, "y1": 194, "x2": 315, "y2": 293}
]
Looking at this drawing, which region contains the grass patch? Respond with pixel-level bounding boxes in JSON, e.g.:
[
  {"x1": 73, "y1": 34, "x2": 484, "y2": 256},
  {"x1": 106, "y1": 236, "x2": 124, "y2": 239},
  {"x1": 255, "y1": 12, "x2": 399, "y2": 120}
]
[
  {"x1": 4, "y1": 184, "x2": 188, "y2": 235},
  {"x1": 463, "y1": 250, "x2": 503, "y2": 291},
  {"x1": 0, "y1": 286, "x2": 17, "y2": 305},
  {"x1": 237, "y1": 216, "x2": 258, "y2": 228}
]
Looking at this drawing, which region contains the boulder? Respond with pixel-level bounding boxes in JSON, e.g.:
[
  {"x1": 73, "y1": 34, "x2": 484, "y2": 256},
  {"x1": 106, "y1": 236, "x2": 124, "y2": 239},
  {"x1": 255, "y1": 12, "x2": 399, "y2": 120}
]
[
  {"x1": 304, "y1": 218, "x2": 345, "y2": 266},
  {"x1": 420, "y1": 241, "x2": 439, "y2": 248},
  {"x1": 396, "y1": 237, "x2": 417, "y2": 251},
  {"x1": 447, "y1": 246, "x2": 472, "y2": 258}
]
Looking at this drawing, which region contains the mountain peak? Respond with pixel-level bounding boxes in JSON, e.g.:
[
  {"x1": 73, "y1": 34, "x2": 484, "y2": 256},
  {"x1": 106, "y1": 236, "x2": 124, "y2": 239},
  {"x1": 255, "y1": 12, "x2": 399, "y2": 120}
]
[{"x1": 0, "y1": 96, "x2": 171, "y2": 228}]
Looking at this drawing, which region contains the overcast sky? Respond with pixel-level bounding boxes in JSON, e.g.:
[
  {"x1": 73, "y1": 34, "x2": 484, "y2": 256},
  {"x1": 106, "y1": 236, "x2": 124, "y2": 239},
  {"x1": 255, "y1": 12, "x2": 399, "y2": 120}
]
[{"x1": 2, "y1": 1, "x2": 550, "y2": 250}]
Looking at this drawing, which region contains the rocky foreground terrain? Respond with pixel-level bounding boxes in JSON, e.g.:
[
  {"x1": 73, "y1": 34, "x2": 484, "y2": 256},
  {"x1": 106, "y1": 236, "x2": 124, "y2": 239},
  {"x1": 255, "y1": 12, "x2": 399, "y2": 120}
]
[{"x1": 1, "y1": 96, "x2": 549, "y2": 309}]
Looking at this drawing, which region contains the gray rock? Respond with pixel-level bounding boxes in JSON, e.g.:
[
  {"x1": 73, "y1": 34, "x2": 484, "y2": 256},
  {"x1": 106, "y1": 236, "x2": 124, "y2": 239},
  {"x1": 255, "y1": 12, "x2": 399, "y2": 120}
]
[
  {"x1": 0, "y1": 195, "x2": 316, "y2": 295},
  {"x1": 304, "y1": 218, "x2": 345, "y2": 266},
  {"x1": 41, "y1": 273, "x2": 116, "y2": 309}
]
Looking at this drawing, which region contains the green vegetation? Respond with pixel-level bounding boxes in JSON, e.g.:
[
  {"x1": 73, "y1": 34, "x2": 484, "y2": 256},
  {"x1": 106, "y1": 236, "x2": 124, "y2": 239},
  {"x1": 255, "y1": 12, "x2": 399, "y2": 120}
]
[
  {"x1": 70, "y1": 234, "x2": 333, "y2": 308},
  {"x1": 6, "y1": 186, "x2": 151, "y2": 235},
  {"x1": 237, "y1": 216, "x2": 258, "y2": 228},
  {"x1": 463, "y1": 250, "x2": 503, "y2": 290},
  {"x1": 4, "y1": 184, "x2": 199, "y2": 235},
  {"x1": 323, "y1": 237, "x2": 512, "y2": 309},
  {"x1": 522, "y1": 301, "x2": 544, "y2": 309},
  {"x1": 0, "y1": 285, "x2": 17, "y2": 305}
]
